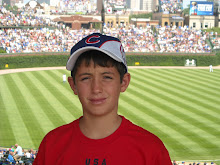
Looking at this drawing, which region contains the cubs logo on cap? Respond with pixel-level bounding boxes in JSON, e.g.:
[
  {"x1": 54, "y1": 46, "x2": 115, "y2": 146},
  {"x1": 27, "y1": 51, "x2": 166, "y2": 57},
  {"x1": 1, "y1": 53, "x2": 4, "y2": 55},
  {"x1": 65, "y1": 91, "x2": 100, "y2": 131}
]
[{"x1": 66, "y1": 33, "x2": 127, "y2": 72}]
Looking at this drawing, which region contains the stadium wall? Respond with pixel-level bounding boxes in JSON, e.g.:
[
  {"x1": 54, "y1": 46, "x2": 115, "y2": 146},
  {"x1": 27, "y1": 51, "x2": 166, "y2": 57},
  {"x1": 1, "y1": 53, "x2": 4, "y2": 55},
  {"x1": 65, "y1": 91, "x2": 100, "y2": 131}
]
[{"x1": 0, "y1": 52, "x2": 219, "y2": 70}]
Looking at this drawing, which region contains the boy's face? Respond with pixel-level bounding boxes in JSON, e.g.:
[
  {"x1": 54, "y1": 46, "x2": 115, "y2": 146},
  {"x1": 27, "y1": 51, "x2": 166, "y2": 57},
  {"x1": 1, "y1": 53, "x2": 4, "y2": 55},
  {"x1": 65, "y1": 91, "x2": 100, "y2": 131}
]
[{"x1": 68, "y1": 60, "x2": 130, "y2": 117}]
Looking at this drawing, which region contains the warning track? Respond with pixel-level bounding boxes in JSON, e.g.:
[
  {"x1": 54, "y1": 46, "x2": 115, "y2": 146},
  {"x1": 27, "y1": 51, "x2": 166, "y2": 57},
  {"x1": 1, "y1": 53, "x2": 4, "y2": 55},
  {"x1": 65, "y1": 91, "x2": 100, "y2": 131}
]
[{"x1": 0, "y1": 66, "x2": 220, "y2": 75}]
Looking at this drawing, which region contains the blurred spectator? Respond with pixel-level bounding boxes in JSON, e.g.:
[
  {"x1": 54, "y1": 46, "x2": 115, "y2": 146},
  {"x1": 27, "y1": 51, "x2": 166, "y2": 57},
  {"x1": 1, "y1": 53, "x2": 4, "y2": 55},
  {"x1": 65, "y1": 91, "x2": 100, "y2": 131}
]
[
  {"x1": 24, "y1": 149, "x2": 32, "y2": 158},
  {"x1": 14, "y1": 143, "x2": 23, "y2": 161},
  {"x1": 173, "y1": 160, "x2": 177, "y2": 165},
  {"x1": 9, "y1": 145, "x2": 15, "y2": 152},
  {"x1": 0, "y1": 150, "x2": 3, "y2": 159},
  {"x1": 31, "y1": 150, "x2": 37, "y2": 159},
  {"x1": 7, "y1": 150, "x2": 16, "y2": 163}
]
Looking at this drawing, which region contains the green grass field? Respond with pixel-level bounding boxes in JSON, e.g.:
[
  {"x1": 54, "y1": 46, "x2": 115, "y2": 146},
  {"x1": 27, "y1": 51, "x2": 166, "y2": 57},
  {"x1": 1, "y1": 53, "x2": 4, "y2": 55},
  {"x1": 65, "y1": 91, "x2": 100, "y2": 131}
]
[{"x1": 0, "y1": 68, "x2": 220, "y2": 163}]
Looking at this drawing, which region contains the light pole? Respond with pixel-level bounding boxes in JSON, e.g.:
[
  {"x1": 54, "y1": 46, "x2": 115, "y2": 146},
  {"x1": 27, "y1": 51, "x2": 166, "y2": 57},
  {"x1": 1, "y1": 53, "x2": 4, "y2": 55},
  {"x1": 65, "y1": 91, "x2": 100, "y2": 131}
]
[
  {"x1": 97, "y1": 0, "x2": 105, "y2": 34},
  {"x1": 101, "y1": 1, "x2": 105, "y2": 34}
]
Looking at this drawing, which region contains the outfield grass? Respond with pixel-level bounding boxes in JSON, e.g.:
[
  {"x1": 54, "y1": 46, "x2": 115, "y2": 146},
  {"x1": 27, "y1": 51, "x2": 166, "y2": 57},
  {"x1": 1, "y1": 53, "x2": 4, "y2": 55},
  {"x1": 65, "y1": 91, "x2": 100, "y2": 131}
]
[{"x1": 0, "y1": 68, "x2": 220, "y2": 163}]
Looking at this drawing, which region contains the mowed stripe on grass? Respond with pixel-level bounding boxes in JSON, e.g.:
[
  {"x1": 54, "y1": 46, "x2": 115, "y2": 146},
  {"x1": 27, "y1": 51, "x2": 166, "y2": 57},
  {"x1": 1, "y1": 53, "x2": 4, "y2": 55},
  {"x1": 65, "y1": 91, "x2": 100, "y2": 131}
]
[
  {"x1": 122, "y1": 69, "x2": 220, "y2": 160},
  {"x1": 0, "y1": 75, "x2": 35, "y2": 148},
  {"x1": 0, "y1": 68, "x2": 220, "y2": 161}
]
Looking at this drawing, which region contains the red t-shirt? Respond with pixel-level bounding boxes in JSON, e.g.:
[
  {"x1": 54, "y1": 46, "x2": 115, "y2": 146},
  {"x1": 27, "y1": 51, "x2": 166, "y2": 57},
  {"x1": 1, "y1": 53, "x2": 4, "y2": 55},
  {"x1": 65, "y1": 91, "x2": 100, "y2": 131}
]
[{"x1": 33, "y1": 116, "x2": 172, "y2": 165}]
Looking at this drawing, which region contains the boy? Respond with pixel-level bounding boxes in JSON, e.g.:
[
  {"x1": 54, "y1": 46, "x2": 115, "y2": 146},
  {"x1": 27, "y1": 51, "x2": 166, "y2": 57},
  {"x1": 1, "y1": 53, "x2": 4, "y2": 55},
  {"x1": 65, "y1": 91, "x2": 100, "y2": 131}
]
[{"x1": 33, "y1": 33, "x2": 172, "y2": 165}]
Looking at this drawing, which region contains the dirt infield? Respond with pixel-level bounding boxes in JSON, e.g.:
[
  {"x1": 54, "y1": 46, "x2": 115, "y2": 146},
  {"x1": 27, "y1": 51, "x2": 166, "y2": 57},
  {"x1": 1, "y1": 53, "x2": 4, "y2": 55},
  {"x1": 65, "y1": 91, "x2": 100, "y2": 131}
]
[
  {"x1": 0, "y1": 66, "x2": 220, "y2": 75},
  {"x1": 0, "y1": 66, "x2": 66, "y2": 75}
]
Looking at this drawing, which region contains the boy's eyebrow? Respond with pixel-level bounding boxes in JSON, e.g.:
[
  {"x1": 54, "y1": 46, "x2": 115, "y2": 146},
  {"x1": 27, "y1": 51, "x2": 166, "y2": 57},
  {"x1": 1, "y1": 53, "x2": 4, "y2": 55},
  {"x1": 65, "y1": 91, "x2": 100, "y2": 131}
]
[
  {"x1": 102, "y1": 72, "x2": 114, "y2": 75},
  {"x1": 78, "y1": 73, "x2": 92, "y2": 76},
  {"x1": 78, "y1": 72, "x2": 114, "y2": 76}
]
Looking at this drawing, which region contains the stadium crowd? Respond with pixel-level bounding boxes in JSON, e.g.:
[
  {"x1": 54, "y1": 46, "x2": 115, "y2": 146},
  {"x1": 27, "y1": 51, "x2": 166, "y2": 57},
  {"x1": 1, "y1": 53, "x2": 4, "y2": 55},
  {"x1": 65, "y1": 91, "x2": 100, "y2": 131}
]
[
  {"x1": 173, "y1": 160, "x2": 216, "y2": 165},
  {"x1": 0, "y1": 5, "x2": 216, "y2": 54},
  {"x1": 160, "y1": 0, "x2": 183, "y2": 14},
  {"x1": 157, "y1": 25, "x2": 211, "y2": 53},
  {"x1": 0, "y1": 26, "x2": 212, "y2": 54},
  {"x1": 53, "y1": 0, "x2": 96, "y2": 15},
  {"x1": 0, "y1": 6, "x2": 57, "y2": 27},
  {"x1": 0, "y1": 144, "x2": 36, "y2": 164},
  {"x1": 51, "y1": 0, "x2": 126, "y2": 15}
]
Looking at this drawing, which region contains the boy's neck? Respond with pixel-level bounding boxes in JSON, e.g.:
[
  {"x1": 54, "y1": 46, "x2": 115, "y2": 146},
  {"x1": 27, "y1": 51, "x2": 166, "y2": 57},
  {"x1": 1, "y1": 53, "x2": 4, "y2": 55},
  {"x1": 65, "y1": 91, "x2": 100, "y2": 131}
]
[{"x1": 79, "y1": 114, "x2": 122, "y2": 140}]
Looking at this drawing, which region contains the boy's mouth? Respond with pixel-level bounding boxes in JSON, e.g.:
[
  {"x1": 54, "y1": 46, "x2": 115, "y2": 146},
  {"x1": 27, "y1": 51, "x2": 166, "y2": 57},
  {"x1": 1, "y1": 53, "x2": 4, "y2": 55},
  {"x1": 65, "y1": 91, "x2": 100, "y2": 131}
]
[{"x1": 89, "y1": 98, "x2": 106, "y2": 104}]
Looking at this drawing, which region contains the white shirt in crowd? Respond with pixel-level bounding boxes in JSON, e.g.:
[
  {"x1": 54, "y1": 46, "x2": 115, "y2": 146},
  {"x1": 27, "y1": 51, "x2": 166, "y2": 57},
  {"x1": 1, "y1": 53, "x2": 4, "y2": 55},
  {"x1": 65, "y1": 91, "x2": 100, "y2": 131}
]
[
  {"x1": 25, "y1": 152, "x2": 31, "y2": 158},
  {"x1": 16, "y1": 146, "x2": 23, "y2": 156}
]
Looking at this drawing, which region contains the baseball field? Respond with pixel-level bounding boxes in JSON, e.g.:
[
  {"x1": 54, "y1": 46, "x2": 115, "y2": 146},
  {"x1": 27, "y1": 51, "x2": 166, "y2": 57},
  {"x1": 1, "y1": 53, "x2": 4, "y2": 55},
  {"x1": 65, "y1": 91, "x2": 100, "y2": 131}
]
[{"x1": 0, "y1": 67, "x2": 220, "y2": 163}]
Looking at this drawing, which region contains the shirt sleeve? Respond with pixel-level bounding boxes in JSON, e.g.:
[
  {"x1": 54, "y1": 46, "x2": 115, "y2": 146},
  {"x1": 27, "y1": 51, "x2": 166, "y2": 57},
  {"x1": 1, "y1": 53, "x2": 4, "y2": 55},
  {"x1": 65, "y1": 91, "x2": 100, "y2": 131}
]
[{"x1": 155, "y1": 142, "x2": 172, "y2": 165}]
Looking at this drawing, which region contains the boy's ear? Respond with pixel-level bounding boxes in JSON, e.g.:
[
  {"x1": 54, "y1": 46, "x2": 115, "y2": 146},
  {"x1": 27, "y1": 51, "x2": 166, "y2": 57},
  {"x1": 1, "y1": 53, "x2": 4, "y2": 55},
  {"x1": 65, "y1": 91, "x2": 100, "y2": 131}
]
[
  {"x1": 68, "y1": 77, "x2": 78, "y2": 95},
  {"x1": 120, "y1": 73, "x2": 131, "y2": 93}
]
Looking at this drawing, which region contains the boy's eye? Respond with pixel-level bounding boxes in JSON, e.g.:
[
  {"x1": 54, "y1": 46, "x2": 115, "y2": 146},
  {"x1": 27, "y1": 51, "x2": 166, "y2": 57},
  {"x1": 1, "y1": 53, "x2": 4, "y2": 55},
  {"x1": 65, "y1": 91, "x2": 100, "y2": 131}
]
[
  {"x1": 81, "y1": 77, "x2": 89, "y2": 81},
  {"x1": 104, "y1": 76, "x2": 113, "y2": 79}
]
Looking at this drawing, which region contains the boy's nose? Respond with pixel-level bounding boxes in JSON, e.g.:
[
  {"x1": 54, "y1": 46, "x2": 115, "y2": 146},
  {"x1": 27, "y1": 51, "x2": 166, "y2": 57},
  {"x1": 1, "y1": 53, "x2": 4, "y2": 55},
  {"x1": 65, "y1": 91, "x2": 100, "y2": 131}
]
[{"x1": 91, "y1": 79, "x2": 103, "y2": 94}]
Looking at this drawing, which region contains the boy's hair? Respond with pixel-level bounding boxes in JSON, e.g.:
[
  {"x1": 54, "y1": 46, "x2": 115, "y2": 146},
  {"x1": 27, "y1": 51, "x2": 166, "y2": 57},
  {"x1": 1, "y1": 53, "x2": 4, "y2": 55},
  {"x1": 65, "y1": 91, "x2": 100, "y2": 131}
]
[{"x1": 71, "y1": 50, "x2": 127, "y2": 83}]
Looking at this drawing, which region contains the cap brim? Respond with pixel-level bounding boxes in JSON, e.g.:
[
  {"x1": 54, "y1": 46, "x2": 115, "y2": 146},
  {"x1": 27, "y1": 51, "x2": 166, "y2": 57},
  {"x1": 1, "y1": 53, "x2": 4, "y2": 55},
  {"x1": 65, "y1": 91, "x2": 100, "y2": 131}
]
[{"x1": 66, "y1": 47, "x2": 123, "y2": 71}]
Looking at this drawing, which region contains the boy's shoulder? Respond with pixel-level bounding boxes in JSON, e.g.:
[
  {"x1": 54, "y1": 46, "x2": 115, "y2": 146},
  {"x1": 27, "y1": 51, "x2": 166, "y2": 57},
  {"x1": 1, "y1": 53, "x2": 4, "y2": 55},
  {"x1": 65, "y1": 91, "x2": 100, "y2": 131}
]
[
  {"x1": 44, "y1": 118, "x2": 79, "y2": 141},
  {"x1": 125, "y1": 117, "x2": 159, "y2": 138},
  {"x1": 124, "y1": 117, "x2": 165, "y2": 148}
]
